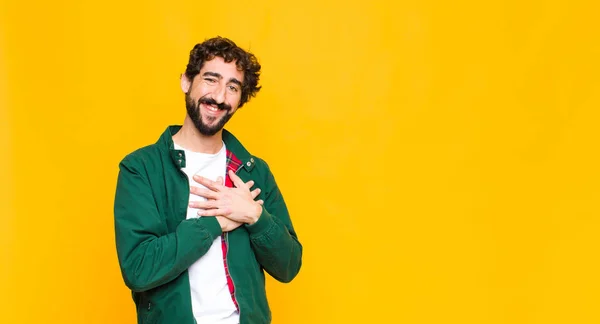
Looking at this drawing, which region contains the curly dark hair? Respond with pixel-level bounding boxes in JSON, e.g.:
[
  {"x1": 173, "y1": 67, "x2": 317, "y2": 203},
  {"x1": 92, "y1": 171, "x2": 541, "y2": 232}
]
[{"x1": 185, "y1": 36, "x2": 262, "y2": 108}]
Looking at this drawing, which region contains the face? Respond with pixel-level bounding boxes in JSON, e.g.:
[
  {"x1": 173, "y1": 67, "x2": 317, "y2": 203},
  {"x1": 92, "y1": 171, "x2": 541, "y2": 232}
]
[{"x1": 182, "y1": 56, "x2": 244, "y2": 136}]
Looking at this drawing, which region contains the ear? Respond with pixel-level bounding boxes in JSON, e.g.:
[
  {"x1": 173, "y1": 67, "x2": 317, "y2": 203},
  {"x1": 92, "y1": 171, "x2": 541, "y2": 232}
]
[{"x1": 180, "y1": 73, "x2": 192, "y2": 93}]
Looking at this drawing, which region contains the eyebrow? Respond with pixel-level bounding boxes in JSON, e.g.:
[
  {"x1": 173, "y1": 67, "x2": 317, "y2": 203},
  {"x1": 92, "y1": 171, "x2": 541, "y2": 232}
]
[
  {"x1": 228, "y1": 78, "x2": 243, "y2": 87},
  {"x1": 202, "y1": 71, "x2": 243, "y2": 87},
  {"x1": 202, "y1": 72, "x2": 222, "y2": 79}
]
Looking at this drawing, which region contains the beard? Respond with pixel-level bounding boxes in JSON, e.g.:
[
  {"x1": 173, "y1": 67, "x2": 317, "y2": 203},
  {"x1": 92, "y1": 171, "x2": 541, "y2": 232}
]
[{"x1": 185, "y1": 93, "x2": 235, "y2": 136}]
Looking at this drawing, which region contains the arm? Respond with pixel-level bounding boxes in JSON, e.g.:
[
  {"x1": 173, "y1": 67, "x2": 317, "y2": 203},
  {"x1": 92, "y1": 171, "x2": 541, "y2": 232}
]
[
  {"x1": 245, "y1": 164, "x2": 303, "y2": 283},
  {"x1": 114, "y1": 157, "x2": 222, "y2": 292}
]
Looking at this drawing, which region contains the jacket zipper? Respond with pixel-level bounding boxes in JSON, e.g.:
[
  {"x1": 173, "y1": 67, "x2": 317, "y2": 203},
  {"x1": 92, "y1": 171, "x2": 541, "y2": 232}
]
[
  {"x1": 228, "y1": 166, "x2": 244, "y2": 319},
  {"x1": 225, "y1": 232, "x2": 239, "y2": 317}
]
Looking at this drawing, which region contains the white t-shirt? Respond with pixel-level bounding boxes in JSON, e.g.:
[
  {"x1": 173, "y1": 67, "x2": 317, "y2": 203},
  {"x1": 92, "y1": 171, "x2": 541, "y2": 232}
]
[{"x1": 174, "y1": 142, "x2": 239, "y2": 324}]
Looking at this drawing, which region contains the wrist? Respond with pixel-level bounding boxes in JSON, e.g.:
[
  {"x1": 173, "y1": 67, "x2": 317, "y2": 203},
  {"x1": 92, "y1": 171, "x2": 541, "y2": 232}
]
[{"x1": 246, "y1": 203, "x2": 262, "y2": 225}]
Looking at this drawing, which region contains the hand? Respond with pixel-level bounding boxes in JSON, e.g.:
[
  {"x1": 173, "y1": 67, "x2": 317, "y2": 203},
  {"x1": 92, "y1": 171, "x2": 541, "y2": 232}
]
[
  {"x1": 189, "y1": 171, "x2": 263, "y2": 224},
  {"x1": 215, "y1": 216, "x2": 243, "y2": 232}
]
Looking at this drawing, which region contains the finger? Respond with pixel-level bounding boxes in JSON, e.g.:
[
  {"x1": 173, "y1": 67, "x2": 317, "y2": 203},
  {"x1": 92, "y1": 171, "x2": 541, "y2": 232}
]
[
  {"x1": 257, "y1": 199, "x2": 264, "y2": 205},
  {"x1": 193, "y1": 175, "x2": 223, "y2": 192},
  {"x1": 198, "y1": 208, "x2": 231, "y2": 217},
  {"x1": 188, "y1": 200, "x2": 218, "y2": 209},
  {"x1": 190, "y1": 186, "x2": 219, "y2": 200},
  {"x1": 245, "y1": 180, "x2": 255, "y2": 189},
  {"x1": 216, "y1": 176, "x2": 224, "y2": 185},
  {"x1": 250, "y1": 188, "x2": 261, "y2": 199},
  {"x1": 228, "y1": 170, "x2": 247, "y2": 189}
]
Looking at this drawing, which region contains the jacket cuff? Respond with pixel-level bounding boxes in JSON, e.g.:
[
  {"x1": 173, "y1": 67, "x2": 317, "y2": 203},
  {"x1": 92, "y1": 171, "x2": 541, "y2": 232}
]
[
  {"x1": 245, "y1": 206, "x2": 274, "y2": 236},
  {"x1": 194, "y1": 216, "x2": 222, "y2": 239}
]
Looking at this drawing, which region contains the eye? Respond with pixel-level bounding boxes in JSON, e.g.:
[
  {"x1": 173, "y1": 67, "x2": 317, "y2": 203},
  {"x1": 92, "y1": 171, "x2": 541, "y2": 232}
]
[
  {"x1": 228, "y1": 85, "x2": 239, "y2": 93},
  {"x1": 204, "y1": 78, "x2": 216, "y2": 84}
]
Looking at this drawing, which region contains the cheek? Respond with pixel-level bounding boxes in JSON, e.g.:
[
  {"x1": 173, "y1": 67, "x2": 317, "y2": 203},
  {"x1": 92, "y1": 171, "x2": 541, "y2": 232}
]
[
  {"x1": 189, "y1": 82, "x2": 209, "y2": 97},
  {"x1": 228, "y1": 92, "x2": 242, "y2": 107},
  {"x1": 227, "y1": 98, "x2": 241, "y2": 110}
]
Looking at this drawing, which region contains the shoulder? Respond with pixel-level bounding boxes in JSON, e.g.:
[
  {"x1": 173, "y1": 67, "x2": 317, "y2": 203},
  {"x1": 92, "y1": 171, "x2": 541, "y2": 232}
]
[
  {"x1": 119, "y1": 143, "x2": 164, "y2": 172},
  {"x1": 251, "y1": 155, "x2": 271, "y2": 172}
]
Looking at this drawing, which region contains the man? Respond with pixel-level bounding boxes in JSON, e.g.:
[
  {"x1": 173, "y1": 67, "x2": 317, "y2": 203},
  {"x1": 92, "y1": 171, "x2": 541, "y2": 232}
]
[{"x1": 114, "y1": 36, "x2": 302, "y2": 324}]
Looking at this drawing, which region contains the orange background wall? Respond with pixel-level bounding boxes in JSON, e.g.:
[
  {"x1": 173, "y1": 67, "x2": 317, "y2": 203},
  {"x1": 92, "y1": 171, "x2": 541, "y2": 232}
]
[{"x1": 2, "y1": 0, "x2": 600, "y2": 323}]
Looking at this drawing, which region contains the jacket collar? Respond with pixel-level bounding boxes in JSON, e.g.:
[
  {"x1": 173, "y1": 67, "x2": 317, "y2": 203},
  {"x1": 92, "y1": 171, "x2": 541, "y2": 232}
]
[{"x1": 157, "y1": 125, "x2": 257, "y2": 172}]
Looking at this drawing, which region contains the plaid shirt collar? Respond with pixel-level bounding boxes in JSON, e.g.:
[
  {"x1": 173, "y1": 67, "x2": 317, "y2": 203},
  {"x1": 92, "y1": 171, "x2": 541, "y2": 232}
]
[{"x1": 224, "y1": 150, "x2": 243, "y2": 188}]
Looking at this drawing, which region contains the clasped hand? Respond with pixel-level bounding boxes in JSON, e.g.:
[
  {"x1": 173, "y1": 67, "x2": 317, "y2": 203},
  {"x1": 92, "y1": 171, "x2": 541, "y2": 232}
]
[{"x1": 189, "y1": 170, "x2": 263, "y2": 232}]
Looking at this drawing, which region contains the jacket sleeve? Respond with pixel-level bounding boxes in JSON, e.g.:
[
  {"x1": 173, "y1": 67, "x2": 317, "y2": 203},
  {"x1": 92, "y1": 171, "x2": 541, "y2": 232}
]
[
  {"x1": 114, "y1": 156, "x2": 222, "y2": 292},
  {"x1": 244, "y1": 161, "x2": 303, "y2": 283}
]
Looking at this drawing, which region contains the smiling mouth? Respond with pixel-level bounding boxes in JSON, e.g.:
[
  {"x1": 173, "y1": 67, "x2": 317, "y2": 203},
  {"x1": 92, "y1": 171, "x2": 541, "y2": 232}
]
[
  {"x1": 200, "y1": 100, "x2": 228, "y2": 111},
  {"x1": 201, "y1": 103, "x2": 228, "y2": 117}
]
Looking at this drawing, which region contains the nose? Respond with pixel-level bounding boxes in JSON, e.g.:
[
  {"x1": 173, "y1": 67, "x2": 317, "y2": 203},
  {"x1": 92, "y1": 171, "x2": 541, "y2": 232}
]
[{"x1": 213, "y1": 83, "x2": 226, "y2": 104}]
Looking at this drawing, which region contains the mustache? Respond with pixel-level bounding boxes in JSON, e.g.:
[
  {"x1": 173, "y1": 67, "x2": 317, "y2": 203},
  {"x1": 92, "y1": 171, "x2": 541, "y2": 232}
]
[{"x1": 198, "y1": 97, "x2": 231, "y2": 111}]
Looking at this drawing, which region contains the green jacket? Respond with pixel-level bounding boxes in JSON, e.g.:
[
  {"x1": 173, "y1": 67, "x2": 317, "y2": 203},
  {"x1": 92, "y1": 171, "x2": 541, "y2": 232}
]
[{"x1": 114, "y1": 126, "x2": 302, "y2": 324}]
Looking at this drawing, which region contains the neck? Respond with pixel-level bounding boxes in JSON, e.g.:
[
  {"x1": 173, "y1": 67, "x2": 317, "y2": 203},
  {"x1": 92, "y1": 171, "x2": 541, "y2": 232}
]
[{"x1": 172, "y1": 116, "x2": 224, "y2": 154}]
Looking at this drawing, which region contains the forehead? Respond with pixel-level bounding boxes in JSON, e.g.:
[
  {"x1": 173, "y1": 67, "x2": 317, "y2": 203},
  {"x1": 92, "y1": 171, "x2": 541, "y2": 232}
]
[{"x1": 200, "y1": 56, "x2": 244, "y2": 81}]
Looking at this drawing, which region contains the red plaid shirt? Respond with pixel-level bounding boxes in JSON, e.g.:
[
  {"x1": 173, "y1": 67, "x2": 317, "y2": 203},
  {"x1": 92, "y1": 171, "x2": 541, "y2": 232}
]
[{"x1": 220, "y1": 149, "x2": 244, "y2": 310}]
